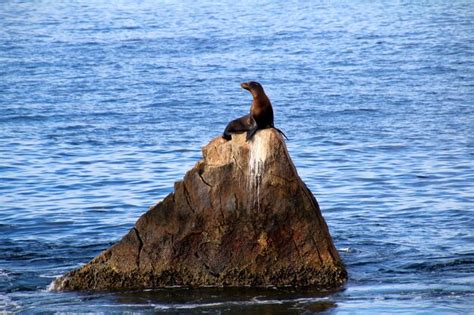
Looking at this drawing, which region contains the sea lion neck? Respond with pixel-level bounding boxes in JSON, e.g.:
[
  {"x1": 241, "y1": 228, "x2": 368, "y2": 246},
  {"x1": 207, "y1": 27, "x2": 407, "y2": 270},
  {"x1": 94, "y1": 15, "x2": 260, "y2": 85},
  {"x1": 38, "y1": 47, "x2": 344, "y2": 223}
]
[
  {"x1": 252, "y1": 91, "x2": 270, "y2": 106},
  {"x1": 252, "y1": 86, "x2": 266, "y2": 98}
]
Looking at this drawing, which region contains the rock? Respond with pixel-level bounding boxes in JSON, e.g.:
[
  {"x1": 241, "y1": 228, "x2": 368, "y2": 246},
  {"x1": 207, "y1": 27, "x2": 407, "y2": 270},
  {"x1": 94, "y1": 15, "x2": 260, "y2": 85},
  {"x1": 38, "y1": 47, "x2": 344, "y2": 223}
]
[{"x1": 51, "y1": 129, "x2": 347, "y2": 291}]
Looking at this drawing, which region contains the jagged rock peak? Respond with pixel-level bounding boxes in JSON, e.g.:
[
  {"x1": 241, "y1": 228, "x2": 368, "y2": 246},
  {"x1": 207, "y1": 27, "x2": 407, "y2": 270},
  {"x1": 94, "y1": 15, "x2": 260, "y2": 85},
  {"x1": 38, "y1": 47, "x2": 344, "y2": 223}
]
[{"x1": 51, "y1": 129, "x2": 347, "y2": 291}]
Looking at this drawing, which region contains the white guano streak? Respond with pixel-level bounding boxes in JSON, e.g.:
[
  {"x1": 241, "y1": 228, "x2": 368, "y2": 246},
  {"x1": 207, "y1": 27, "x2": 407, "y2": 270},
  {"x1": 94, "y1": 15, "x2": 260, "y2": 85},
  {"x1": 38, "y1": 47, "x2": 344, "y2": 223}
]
[{"x1": 248, "y1": 134, "x2": 268, "y2": 210}]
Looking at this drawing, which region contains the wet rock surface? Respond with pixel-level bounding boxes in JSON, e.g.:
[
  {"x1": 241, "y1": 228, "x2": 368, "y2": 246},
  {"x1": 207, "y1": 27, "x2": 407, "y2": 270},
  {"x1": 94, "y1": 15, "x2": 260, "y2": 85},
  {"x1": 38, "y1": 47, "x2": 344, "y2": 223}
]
[{"x1": 52, "y1": 129, "x2": 347, "y2": 291}]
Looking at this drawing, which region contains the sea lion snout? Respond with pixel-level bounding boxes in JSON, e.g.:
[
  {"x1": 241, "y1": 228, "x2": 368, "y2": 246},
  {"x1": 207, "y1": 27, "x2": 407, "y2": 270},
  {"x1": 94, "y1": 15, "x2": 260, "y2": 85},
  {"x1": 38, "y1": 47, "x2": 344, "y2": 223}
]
[
  {"x1": 241, "y1": 81, "x2": 262, "y2": 91},
  {"x1": 241, "y1": 82, "x2": 250, "y2": 90}
]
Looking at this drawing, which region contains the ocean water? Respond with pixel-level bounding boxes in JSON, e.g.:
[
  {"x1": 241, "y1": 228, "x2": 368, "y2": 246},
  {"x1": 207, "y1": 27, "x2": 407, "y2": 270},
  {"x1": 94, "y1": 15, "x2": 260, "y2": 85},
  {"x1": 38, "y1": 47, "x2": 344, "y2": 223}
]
[{"x1": 1, "y1": 0, "x2": 473, "y2": 313}]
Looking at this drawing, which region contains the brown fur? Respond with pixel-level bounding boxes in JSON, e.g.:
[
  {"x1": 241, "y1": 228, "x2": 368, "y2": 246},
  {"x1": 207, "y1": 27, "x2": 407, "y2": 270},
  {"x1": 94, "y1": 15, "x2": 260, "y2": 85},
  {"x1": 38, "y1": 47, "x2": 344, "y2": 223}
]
[{"x1": 223, "y1": 81, "x2": 286, "y2": 141}]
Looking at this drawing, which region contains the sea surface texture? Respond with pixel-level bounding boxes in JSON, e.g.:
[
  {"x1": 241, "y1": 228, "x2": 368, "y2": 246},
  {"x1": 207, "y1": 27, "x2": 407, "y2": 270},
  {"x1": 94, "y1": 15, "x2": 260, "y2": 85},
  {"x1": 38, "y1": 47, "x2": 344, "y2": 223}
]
[{"x1": 1, "y1": 1, "x2": 473, "y2": 313}]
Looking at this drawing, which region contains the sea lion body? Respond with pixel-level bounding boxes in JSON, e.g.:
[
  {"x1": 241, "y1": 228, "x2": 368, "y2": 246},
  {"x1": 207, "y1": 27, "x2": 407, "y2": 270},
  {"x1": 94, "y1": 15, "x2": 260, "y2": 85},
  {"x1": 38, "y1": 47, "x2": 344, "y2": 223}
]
[
  {"x1": 223, "y1": 81, "x2": 286, "y2": 141},
  {"x1": 223, "y1": 114, "x2": 256, "y2": 140}
]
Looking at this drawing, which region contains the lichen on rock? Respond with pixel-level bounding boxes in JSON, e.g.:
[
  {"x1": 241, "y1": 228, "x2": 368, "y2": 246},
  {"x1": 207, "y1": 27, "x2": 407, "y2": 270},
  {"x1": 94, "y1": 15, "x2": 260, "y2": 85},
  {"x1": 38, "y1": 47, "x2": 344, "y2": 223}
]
[{"x1": 51, "y1": 129, "x2": 347, "y2": 291}]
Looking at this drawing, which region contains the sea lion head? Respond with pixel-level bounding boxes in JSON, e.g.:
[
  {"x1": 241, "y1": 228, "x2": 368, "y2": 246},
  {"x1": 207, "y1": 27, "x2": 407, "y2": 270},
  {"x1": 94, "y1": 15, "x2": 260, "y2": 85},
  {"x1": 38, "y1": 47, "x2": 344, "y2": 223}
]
[{"x1": 241, "y1": 81, "x2": 264, "y2": 97}]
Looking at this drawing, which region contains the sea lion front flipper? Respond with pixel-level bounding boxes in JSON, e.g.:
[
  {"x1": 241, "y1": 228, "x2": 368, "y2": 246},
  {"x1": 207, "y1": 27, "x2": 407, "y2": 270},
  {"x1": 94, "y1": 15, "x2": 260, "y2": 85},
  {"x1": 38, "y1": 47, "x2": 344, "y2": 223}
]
[
  {"x1": 245, "y1": 116, "x2": 258, "y2": 141},
  {"x1": 273, "y1": 127, "x2": 289, "y2": 140},
  {"x1": 246, "y1": 126, "x2": 258, "y2": 141}
]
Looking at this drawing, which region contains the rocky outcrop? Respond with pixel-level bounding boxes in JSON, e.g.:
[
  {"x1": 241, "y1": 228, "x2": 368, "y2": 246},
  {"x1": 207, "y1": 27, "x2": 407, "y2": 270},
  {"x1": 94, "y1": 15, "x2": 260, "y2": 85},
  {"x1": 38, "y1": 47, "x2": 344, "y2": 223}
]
[{"x1": 51, "y1": 129, "x2": 347, "y2": 291}]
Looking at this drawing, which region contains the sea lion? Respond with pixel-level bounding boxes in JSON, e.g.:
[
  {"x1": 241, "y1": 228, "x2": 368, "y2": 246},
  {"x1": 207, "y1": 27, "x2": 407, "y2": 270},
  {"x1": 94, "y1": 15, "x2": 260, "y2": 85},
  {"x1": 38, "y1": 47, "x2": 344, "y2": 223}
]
[{"x1": 223, "y1": 81, "x2": 287, "y2": 141}]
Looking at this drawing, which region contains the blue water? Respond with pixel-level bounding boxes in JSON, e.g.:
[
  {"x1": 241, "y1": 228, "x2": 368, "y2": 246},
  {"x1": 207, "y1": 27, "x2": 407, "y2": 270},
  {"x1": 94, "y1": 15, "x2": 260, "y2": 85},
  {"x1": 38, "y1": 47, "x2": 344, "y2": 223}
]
[{"x1": 1, "y1": 0, "x2": 473, "y2": 313}]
